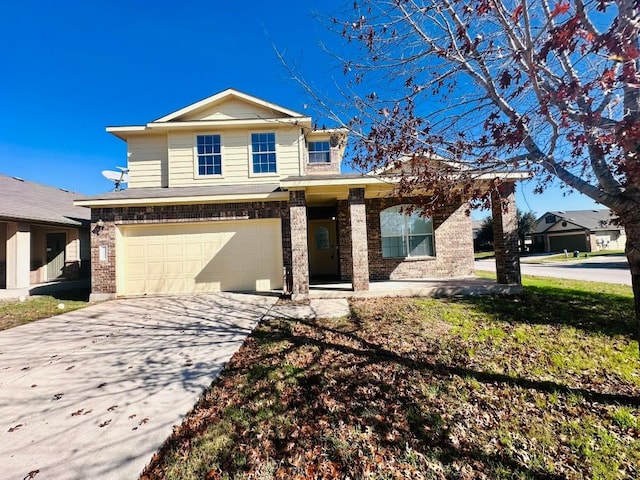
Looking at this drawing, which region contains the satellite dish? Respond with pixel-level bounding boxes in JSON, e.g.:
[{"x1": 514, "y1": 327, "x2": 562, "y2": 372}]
[{"x1": 102, "y1": 168, "x2": 129, "y2": 191}]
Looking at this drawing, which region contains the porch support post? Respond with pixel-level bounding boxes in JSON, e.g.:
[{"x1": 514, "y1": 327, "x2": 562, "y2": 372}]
[
  {"x1": 289, "y1": 190, "x2": 309, "y2": 297},
  {"x1": 349, "y1": 187, "x2": 369, "y2": 291},
  {"x1": 6, "y1": 221, "x2": 31, "y2": 289},
  {"x1": 491, "y1": 182, "x2": 521, "y2": 285}
]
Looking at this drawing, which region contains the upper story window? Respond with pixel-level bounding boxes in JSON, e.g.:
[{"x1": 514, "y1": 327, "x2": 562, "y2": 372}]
[
  {"x1": 308, "y1": 141, "x2": 330, "y2": 163},
  {"x1": 380, "y1": 205, "x2": 434, "y2": 258},
  {"x1": 545, "y1": 215, "x2": 556, "y2": 224},
  {"x1": 251, "y1": 132, "x2": 277, "y2": 174},
  {"x1": 196, "y1": 135, "x2": 222, "y2": 176}
]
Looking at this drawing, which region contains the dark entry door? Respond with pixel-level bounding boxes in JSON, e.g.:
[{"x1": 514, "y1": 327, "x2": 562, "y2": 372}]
[
  {"x1": 308, "y1": 220, "x2": 339, "y2": 278},
  {"x1": 46, "y1": 233, "x2": 66, "y2": 281}
]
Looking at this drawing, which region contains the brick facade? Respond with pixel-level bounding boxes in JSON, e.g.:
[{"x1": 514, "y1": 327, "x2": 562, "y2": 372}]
[
  {"x1": 339, "y1": 197, "x2": 474, "y2": 281},
  {"x1": 90, "y1": 201, "x2": 290, "y2": 296},
  {"x1": 89, "y1": 192, "x2": 478, "y2": 298}
]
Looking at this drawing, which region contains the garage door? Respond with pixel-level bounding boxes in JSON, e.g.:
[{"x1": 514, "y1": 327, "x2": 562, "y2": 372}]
[
  {"x1": 549, "y1": 233, "x2": 587, "y2": 252},
  {"x1": 118, "y1": 219, "x2": 283, "y2": 296}
]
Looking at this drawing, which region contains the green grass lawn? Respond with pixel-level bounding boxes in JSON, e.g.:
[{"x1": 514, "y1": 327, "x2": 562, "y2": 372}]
[
  {"x1": 0, "y1": 291, "x2": 89, "y2": 331},
  {"x1": 474, "y1": 250, "x2": 495, "y2": 259},
  {"x1": 142, "y1": 279, "x2": 639, "y2": 480},
  {"x1": 529, "y1": 249, "x2": 625, "y2": 263}
]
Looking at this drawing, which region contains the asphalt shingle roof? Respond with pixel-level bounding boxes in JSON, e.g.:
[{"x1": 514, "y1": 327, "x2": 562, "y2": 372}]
[
  {"x1": 0, "y1": 174, "x2": 90, "y2": 227},
  {"x1": 78, "y1": 183, "x2": 282, "y2": 201}
]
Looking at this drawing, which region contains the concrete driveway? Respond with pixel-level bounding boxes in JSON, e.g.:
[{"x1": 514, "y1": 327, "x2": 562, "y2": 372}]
[{"x1": 0, "y1": 293, "x2": 278, "y2": 480}]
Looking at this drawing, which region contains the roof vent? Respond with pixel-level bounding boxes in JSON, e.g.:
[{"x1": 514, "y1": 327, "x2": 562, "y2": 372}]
[
  {"x1": 59, "y1": 188, "x2": 69, "y2": 192},
  {"x1": 12, "y1": 176, "x2": 24, "y2": 182},
  {"x1": 558, "y1": 211, "x2": 565, "y2": 214}
]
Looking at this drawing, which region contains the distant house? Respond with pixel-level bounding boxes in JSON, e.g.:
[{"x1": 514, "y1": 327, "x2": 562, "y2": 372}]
[
  {"x1": 531, "y1": 209, "x2": 625, "y2": 253},
  {"x1": 0, "y1": 174, "x2": 91, "y2": 290}
]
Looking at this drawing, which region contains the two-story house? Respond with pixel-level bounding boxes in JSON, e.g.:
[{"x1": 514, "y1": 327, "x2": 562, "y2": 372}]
[{"x1": 76, "y1": 89, "x2": 523, "y2": 300}]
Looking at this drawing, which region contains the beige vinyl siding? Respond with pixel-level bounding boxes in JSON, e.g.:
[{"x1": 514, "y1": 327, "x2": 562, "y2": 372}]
[
  {"x1": 168, "y1": 126, "x2": 302, "y2": 186},
  {"x1": 127, "y1": 135, "x2": 168, "y2": 188},
  {"x1": 180, "y1": 99, "x2": 279, "y2": 121},
  {"x1": 65, "y1": 228, "x2": 79, "y2": 261},
  {"x1": 546, "y1": 221, "x2": 583, "y2": 232}
]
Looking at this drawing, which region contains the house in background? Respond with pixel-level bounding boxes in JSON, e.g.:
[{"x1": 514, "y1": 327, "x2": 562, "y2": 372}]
[
  {"x1": 0, "y1": 174, "x2": 91, "y2": 291},
  {"x1": 531, "y1": 209, "x2": 626, "y2": 253},
  {"x1": 75, "y1": 88, "x2": 524, "y2": 300}
]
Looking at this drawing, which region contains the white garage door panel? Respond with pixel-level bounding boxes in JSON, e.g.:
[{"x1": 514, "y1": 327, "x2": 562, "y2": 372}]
[{"x1": 119, "y1": 219, "x2": 283, "y2": 296}]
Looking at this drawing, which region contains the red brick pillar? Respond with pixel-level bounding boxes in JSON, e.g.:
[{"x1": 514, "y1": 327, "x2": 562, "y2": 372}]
[
  {"x1": 349, "y1": 188, "x2": 369, "y2": 291},
  {"x1": 491, "y1": 183, "x2": 521, "y2": 285},
  {"x1": 289, "y1": 190, "x2": 309, "y2": 297},
  {"x1": 90, "y1": 211, "x2": 117, "y2": 301}
]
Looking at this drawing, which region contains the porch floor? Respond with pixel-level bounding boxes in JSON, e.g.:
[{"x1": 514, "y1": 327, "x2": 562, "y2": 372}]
[
  {"x1": 0, "y1": 279, "x2": 90, "y2": 301},
  {"x1": 304, "y1": 276, "x2": 522, "y2": 299}
]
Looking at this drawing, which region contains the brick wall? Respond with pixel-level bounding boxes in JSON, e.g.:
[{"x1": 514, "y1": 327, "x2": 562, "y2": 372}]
[
  {"x1": 90, "y1": 201, "x2": 290, "y2": 295},
  {"x1": 338, "y1": 197, "x2": 474, "y2": 281}
]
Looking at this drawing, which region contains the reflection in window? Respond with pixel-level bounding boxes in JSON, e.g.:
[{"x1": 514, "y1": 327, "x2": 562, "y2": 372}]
[
  {"x1": 309, "y1": 141, "x2": 330, "y2": 163},
  {"x1": 380, "y1": 205, "x2": 434, "y2": 258},
  {"x1": 196, "y1": 135, "x2": 222, "y2": 176},
  {"x1": 251, "y1": 132, "x2": 277, "y2": 173},
  {"x1": 315, "y1": 226, "x2": 330, "y2": 249}
]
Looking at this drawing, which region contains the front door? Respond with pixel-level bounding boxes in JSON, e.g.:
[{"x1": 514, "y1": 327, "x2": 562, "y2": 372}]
[
  {"x1": 308, "y1": 219, "x2": 339, "y2": 278},
  {"x1": 46, "y1": 233, "x2": 66, "y2": 281}
]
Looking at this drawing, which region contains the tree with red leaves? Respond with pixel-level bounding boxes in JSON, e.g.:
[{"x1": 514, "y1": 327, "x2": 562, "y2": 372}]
[{"x1": 311, "y1": 0, "x2": 640, "y2": 349}]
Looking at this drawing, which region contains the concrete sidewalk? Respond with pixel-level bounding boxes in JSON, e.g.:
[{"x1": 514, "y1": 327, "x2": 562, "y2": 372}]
[{"x1": 0, "y1": 293, "x2": 277, "y2": 480}]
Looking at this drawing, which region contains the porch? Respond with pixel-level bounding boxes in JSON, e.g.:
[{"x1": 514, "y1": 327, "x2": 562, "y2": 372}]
[
  {"x1": 284, "y1": 178, "x2": 522, "y2": 299},
  {"x1": 306, "y1": 276, "x2": 522, "y2": 299},
  {"x1": 0, "y1": 221, "x2": 90, "y2": 292}
]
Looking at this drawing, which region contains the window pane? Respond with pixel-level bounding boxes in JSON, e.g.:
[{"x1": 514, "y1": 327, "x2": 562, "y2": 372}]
[
  {"x1": 382, "y1": 236, "x2": 407, "y2": 258},
  {"x1": 315, "y1": 226, "x2": 330, "y2": 249},
  {"x1": 380, "y1": 206, "x2": 406, "y2": 236},
  {"x1": 251, "y1": 132, "x2": 276, "y2": 173},
  {"x1": 408, "y1": 213, "x2": 433, "y2": 235},
  {"x1": 409, "y1": 235, "x2": 434, "y2": 256}
]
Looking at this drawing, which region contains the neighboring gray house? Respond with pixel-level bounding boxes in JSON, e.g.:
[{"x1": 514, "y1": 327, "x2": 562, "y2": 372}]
[
  {"x1": 0, "y1": 174, "x2": 91, "y2": 290},
  {"x1": 531, "y1": 209, "x2": 626, "y2": 253}
]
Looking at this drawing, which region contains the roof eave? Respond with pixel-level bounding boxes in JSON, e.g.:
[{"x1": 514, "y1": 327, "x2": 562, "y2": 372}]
[{"x1": 73, "y1": 191, "x2": 290, "y2": 208}]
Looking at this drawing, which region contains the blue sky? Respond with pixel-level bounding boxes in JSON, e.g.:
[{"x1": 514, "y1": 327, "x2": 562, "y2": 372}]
[{"x1": 0, "y1": 0, "x2": 601, "y2": 218}]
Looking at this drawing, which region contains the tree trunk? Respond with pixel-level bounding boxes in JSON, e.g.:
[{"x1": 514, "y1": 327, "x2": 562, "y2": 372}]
[{"x1": 624, "y1": 222, "x2": 640, "y2": 354}]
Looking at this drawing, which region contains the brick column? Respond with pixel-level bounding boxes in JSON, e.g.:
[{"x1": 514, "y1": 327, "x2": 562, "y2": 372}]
[
  {"x1": 491, "y1": 183, "x2": 521, "y2": 285},
  {"x1": 6, "y1": 222, "x2": 30, "y2": 289},
  {"x1": 349, "y1": 188, "x2": 369, "y2": 291},
  {"x1": 289, "y1": 190, "x2": 309, "y2": 297},
  {"x1": 90, "y1": 212, "x2": 117, "y2": 301}
]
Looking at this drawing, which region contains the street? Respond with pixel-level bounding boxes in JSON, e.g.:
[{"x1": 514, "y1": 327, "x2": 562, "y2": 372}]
[{"x1": 475, "y1": 255, "x2": 632, "y2": 286}]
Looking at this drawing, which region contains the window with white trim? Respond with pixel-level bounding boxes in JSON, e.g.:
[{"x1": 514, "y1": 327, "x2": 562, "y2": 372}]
[
  {"x1": 380, "y1": 205, "x2": 434, "y2": 258},
  {"x1": 308, "y1": 141, "x2": 330, "y2": 163},
  {"x1": 196, "y1": 135, "x2": 222, "y2": 176},
  {"x1": 251, "y1": 132, "x2": 277, "y2": 174}
]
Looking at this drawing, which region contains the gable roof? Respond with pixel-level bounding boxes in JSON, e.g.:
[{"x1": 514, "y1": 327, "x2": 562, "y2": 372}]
[
  {"x1": 0, "y1": 174, "x2": 90, "y2": 227},
  {"x1": 106, "y1": 88, "x2": 312, "y2": 140},
  {"x1": 534, "y1": 209, "x2": 617, "y2": 234},
  {"x1": 153, "y1": 88, "x2": 306, "y2": 123}
]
